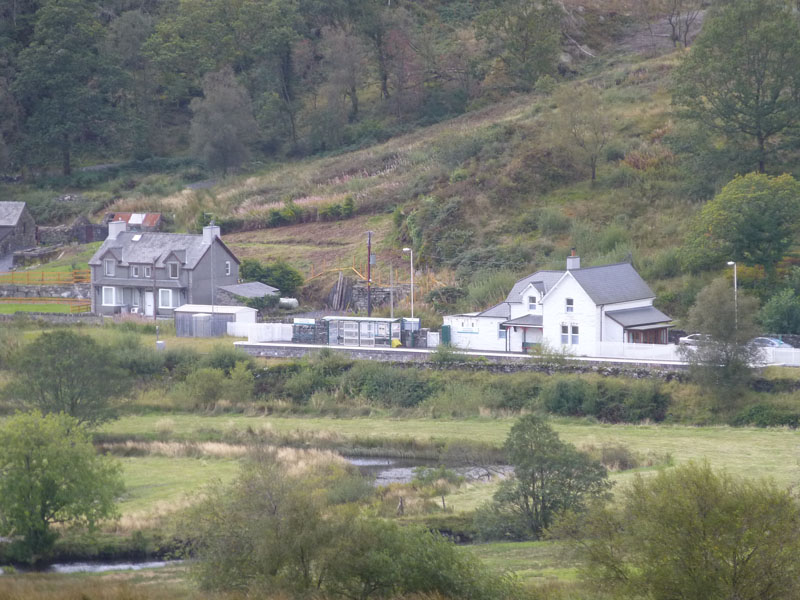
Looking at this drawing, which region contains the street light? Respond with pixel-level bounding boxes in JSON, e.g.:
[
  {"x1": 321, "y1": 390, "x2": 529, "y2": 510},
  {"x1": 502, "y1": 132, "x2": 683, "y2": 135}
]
[
  {"x1": 403, "y1": 247, "x2": 414, "y2": 319},
  {"x1": 727, "y1": 261, "x2": 738, "y2": 329}
]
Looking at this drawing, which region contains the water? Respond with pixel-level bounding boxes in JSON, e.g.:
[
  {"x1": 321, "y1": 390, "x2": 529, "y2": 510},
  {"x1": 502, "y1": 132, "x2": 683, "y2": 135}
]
[
  {"x1": 347, "y1": 457, "x2": 511, "y2": 485},
  {"x1": 48, "y1": 560, "x2": 179, "y2": 574}
]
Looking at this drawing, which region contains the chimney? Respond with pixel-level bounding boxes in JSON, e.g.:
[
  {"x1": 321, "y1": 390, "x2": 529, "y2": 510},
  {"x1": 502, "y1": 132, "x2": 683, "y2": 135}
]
[
  {"x1": 566, "y1": 248, "x2": 581, "y2": 270},
  {"x1": 203, "y1": 224, "x2": 221, "y2": 245},
  {"x1": 108, "y1": 220, "x2": 127, "y2": 240}
]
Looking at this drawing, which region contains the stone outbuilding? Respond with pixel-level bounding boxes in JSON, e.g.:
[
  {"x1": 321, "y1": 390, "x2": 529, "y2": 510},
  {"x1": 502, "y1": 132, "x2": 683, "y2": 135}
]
[{"x1": 0, "y1": 201, "x2": 36, "y2": 257}]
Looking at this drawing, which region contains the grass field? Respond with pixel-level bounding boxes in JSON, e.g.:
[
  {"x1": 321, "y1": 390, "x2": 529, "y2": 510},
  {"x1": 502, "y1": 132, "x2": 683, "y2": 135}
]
[{"x1": 0, "y1": 304, "x2": 73, "y2": 314}]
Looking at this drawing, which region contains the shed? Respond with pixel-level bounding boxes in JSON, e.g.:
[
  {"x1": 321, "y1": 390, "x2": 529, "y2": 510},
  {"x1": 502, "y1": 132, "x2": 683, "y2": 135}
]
[{"x1": 174, "y1": 304, "x2": 258, "y2": 337}]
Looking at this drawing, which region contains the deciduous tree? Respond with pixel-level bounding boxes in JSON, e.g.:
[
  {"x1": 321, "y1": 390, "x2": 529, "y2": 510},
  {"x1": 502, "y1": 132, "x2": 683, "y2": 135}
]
[
  {"x1": 672, "y1": 0, "x2": 800, "y2": 173},
  {"x1": 0, "y1": 412, "x2": 123, "y2": 563}
]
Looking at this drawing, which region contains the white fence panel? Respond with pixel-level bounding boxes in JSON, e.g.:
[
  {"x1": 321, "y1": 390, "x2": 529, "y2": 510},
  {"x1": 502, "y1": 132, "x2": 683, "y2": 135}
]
[
  {"x1": 593, "y1": 342, "x2": 682, "y2": 362},
  {"x1": 764, "y1": 347, "x2": 800, "y2": 366}
]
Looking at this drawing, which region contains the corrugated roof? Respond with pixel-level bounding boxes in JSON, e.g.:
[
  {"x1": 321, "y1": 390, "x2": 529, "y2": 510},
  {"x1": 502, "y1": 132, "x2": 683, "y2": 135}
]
[
  {"x1": 502, "y1": 314, "x2": 543, "y2": 327},
  {"x1": 106, "y1": 212, "x2": 162, "y2": 228},
  {"x1": 605, "y1": 305, "x2": 671, "y2": 327},
  {"x1": 506, "y1": 271, "x2": 563, "y2": 302},
  {"x1": 478, "y1": 302, "x2": 512, "y2": 318},
  {"x1": 89, "y1": 231, "x2": 238, "y2": 269},
  {"x1": 570, "y1": 262, "x2": 655, "y2": 305},
  {"x1": 219, "y1": 282, "x2": 279, "y2": 298},
  {"x1": 0, "y1": 202, "x2": 26, "y2": 227}
]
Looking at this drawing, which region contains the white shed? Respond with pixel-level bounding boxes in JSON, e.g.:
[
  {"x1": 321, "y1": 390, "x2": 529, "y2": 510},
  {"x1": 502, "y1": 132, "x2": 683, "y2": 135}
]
[{"x1": 174, "y1": 304, "x2": 258, "y2": 337}]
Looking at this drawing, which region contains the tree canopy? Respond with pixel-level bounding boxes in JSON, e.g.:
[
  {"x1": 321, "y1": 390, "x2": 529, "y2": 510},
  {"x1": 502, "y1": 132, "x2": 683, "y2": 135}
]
[
  {"x1": 565, "y1": 461, "x2": 800, "y2": 600},
  {"x1": 672, "y1": 0, "x2": 800, "y2": 173},
  {"x1": 6, "y1": 330, "x2": 128, "y2": 425},
  {"x1": 0, "y1": 411, "x2": 124, "y2": 563}
]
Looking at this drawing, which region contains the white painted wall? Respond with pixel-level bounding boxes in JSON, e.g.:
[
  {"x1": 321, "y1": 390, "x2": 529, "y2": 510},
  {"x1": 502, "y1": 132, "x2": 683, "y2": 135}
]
[
  {"x1": 540, "y1": 274, "x2": 596, "y2": 356},
  {"x1": 443, "y1": 314, "x2": 508, "y2": 351}
]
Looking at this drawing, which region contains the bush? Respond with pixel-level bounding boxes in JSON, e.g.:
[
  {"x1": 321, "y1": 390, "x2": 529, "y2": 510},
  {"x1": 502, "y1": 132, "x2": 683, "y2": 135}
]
[
  {"x1": 759, "y1": 288, "x2": 800, "y2": 335},
  {"x1": 203, "y1": 345, "x2": 254, "y2": 375},
  {"x1": 542, "y1": 376, "x2": 669, "y2": 422},
  {"x1": 731, "y1": 403, "x2": 800, "y2": 428},
  {"x1": 343, "y1": 362, "x2": 434, "y2": 407},
  {"x1": 538, "y1": 207, "x2": 571, "y2": 236}
]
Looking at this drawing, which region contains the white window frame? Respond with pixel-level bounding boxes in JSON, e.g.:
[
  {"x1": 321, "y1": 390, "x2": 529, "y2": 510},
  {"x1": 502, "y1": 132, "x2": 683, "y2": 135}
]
[
  {"x1": 132, "y1": 289, "x2": 140, "y2": 306},
  {"x1": 131, "y1": 265, "x2": 139, "y2": 278},
  {"x1": 168, "y1": 262, "x2": 179, "y2": 279},
  {"x1": 225, "y1": 260, "x2": 231, "y2": 276},
  {"x1": 498, "y1": 324, "x2": 507, "y2": 339},
  {"x1": 144, "y1": 266, "x2": 152, "y2": 278},
  {"x1": 561, "y1": 325, "x2": 569, "y2": 345},
  {"x1": 571, "y1": 325, "x2": 579, "y2": 345},
  {"x1": 566, "y1": 298, "x2": 574, "y2": 313},
  {"x1": 102, "y1": 286, "x2": 122, "y2": 306},
  {"x1": 159, "y1": 288, "x2": 174, "y2": 308},
  {"x1": 104, "y1": 259, "x2": 115, "y2": 277},
  {"x1": 528, "y1": 295, "x2": 537, "y2": 310}
]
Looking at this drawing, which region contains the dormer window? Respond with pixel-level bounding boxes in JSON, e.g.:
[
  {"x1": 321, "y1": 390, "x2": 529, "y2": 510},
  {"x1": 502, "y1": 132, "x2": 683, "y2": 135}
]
[
  {"x1": 528, "y1": 295, "x2": 537, "y2": 310},
  {"x1": 566, "y1": 298, "x2": 574, "y2": 313},
  {"x1": 168, "y1": 262, "x2": 179, "y2": 279},
  {"x1": 104, "y1": 259, "x2": 115, "y2": 277}
]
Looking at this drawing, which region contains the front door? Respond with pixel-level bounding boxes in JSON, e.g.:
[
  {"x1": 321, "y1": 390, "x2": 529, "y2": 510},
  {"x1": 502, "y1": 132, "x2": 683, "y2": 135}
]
[{"x1": 144, "y1": 291, "x2": 154, "y2": 317}]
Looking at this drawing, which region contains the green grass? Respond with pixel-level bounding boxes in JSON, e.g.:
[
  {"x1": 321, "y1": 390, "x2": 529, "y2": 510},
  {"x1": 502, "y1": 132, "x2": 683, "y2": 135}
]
[
  {"x1": 0, "y1": 303, "x2": 73, "y2": 314},
  {"x1": 470, "y1": 540, "x2": 579, "y2": 584},
  {"x1": 102, "y1": 414, "x2": 800, "y2": 487}
]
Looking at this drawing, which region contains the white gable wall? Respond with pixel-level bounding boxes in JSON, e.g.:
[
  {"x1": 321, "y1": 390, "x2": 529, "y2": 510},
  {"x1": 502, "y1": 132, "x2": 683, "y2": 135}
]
[
  {"x1": 508, "y1": 283, "x2": 542, "y2": 319},
  {"x1": 540, "y1": 274, "x2": 597, "y2": 355},
  {"x1": 443, "y1": 314, "x2": 508, "y2": 351}
]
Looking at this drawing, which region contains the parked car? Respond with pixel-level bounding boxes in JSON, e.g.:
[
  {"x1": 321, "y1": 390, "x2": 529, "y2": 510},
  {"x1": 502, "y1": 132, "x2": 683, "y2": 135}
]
[
  {"x1": 749, "y1": 337, "x2": 794, "y2": 348},
  {"x1": 678, "y1": 333, "x2": 712, "y2": 346}
]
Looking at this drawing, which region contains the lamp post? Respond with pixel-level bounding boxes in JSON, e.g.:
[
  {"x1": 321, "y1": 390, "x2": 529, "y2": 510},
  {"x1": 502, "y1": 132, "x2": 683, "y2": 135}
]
[
  {"x1": 403, "y1": 247, "x2": 414, "y2": 320},
  {"x1": 727, "y1": 261, "x2": 738, "y2": 329}
]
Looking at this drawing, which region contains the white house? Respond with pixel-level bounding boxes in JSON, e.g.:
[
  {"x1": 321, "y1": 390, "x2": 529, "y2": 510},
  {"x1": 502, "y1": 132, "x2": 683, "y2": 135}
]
[{"x1": 443, "y1": 254, "x2": 671, "y2": 355}]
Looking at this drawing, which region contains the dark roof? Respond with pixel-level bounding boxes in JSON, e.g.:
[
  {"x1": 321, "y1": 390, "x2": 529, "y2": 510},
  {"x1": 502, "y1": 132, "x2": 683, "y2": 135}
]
[
  {"x1": 506, "y1": 271, "x2": 563, "y2": 302},
  {"x1": 89, "y1": 231, "x2": 238, "y2": 269},
  {"x1": 478, "y1": 302, "x2": 512, "y2": 318},
  {"x1": 569, "y1": 263, "x2": 655, "y2": 304},
  {"x1": 605, "y1": 306, "x2": 671, "y2": 327},
  {"x1": 502, "y1": 314, "x2": 543, "y2": 327},
  {"x1": 0, "y1": 202, "x2": 26, "y2": 227},
  {"x1": 105, "y1": 212, "x2": 162, "y2": 228},
  {"x1": 219, "y1": 282, "x2": 278, "y2": 298}
]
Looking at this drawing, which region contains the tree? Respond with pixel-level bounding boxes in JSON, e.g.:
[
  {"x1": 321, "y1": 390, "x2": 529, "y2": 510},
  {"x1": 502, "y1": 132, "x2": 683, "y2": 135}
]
[
  {"x1": 672, "y1": 0, "x2": 800, "y2": 173},
  {"x1": 476, "y1": 414, "x2": 611, "y2": 540},
  {"x1": 190, "y1": 67, "x2": 258, "y2": 173},
  {"x1": 476, "y1": 0, "x2": 562, "y2": 90},
  {"x1": 240, "y1": 259, "x2": 304, "y2": 297},
  {"x1": 6, "y1": 330, "x2": 128, "y2": 425},
  {"x1": 759, "y1": 288, "x2": 800, "y2": 335},
  {"x1": 564, "y1": 462, "x2": 800, "y2": 600},
  {"x1": 0, "y1": 412, "x2": 124, "y2": 563},
  {"x1": 679, "y1": 277, "x2": 761, "y2": 395},
  {"x1": 13, "y1": 0, "x2": 123, "y2": 175},
  {"x1": 682, "y1": 173, "x2": 800, "y2": 278},
  {"x1": 550, "y1": 84, "x2": 613, "y2": 182}
]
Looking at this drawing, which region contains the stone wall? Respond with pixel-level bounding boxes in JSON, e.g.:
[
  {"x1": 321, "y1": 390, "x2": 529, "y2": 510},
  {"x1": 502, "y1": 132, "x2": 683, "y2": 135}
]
[
  {"x1": 351, "y1": 283, "x2": 410, "y2": 312},
  {"x1": 0, "y1": 283, "x2": 92, "y2": 299},
  {"x1": 0, "y1": 312, "x2": 103, "y2": 325}
]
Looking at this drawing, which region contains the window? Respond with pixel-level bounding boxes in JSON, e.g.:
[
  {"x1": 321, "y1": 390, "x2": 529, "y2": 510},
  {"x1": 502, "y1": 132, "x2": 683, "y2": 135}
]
[
  {"x1": 571, "y1": 325, "x2": 579, "y2": 345},
  {"x1": 159, "y1": 289, "x2": 174, "y2": 308},
  {"x1": 102, "y1": 286, "x2": 122, "y2": 306},
  {"x1": 104, "y1": 259, "x2": 115, "y2": 277},
  {"x1": 528, "y1": 295, "x2": 537, "y2": 310},
  {"x1": 225, "y1": 261, "x2": 231, "y2": 276},
  {"x1": 498, "y1": 325, "x2": 507, "y2": 339},
  {"x1": 168, "y1": 262, "x2": 179, "y2": 279},
  {"x1": 132, "y1": 290, "x2": 139, "y2": 306},
  {"x1": 131, "y1": 265, "x2": 139, "y2": 278},
  {"x1": 561, "y1": 325, "x2": 569, "y2": 345},
  {"x1": 566, "y1": 298, "x2": 574, "y2": 312},
  {"x1": 144, "y1": 266, "x2": 152, "y2": 278}
]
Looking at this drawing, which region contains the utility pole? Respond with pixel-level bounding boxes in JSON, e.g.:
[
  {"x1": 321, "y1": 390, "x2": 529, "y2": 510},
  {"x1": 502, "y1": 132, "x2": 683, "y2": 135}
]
[
  {"x1": 389, "y1": 265, "x2": 394, "y2": 318},
  {"x1": 366, "y1": 231, "x2": 373, "y2": 316}
]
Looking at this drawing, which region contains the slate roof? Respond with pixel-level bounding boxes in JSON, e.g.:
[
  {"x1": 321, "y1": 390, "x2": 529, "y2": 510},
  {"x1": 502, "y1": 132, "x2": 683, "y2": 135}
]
[
  {"x1": 569, "y1": 262, "x2": 655, "y2": 305},
  {"x1": 88, "y1": 231, "x2": 238, "y2": 269},
  {"x1": 0, "y1": 202, "x2": 26, "y2": 227},
  {"x1": 502, "y1": 314, "x2": 543, "y2": 327},
  {"x1": 506, "y1": 271, "x2": 563, "y2": 303},
  {"x1": 219, "y1": 281, "x2": 278, "y2": 298},
  {"x1": 605, "y1": 306, "x2": 671, "y2": 327},
  {"x1": 478, "y1": 302, "x2": 512, "y2": 318}
]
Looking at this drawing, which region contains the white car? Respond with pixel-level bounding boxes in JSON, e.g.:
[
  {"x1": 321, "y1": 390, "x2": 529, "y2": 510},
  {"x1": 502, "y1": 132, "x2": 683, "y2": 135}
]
[
  {"x1": 750, "y1": 337, "x2": 794, "y2": 349},
  {"x1": 678, "y1": 333, "x2": 712, "y2": 346}
]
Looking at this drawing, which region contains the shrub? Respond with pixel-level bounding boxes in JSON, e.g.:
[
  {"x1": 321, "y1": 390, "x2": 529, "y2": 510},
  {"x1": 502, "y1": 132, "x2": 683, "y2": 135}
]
[
  {"x1": 538, "y1": 207, "x2": 571, "y2": 236},
  {"x1": 203, "y1": 346, "x2": 254, "y2": 375},
  {"x1": 731, "y1": 403, "x2": 800, "y2": 428},
  {"x1": 343, "y1": 362, "x2": 434, "y2": 407},
  {"x1": 542, "y1": 376, "x2": 669, "y2": 422},
  {"x1": 541, "y1": 378, "x2": 597, "y2": 416},
  {"x1": 183, "y1": 367, "x2": 228, "y2": 406}
]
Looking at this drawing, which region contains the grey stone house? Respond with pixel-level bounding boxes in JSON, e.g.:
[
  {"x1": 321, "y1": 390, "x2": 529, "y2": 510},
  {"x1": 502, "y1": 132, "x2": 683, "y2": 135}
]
[
  {"x1": 88, "y1": 222, "x2": 239, "y2": 316},
  {"x1": 0, "y1": 201, "x2": 36, "y2": 257}
]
